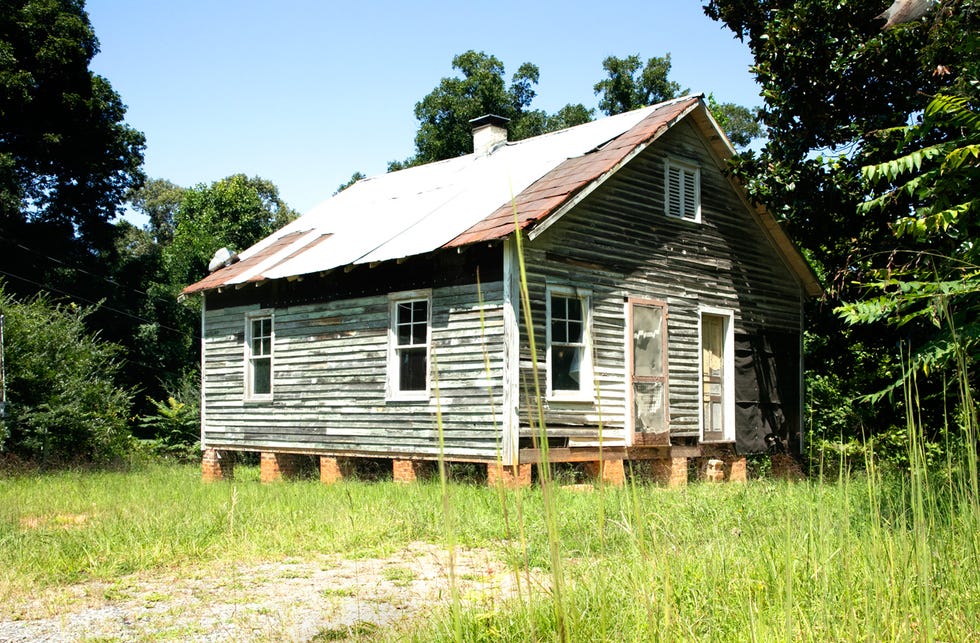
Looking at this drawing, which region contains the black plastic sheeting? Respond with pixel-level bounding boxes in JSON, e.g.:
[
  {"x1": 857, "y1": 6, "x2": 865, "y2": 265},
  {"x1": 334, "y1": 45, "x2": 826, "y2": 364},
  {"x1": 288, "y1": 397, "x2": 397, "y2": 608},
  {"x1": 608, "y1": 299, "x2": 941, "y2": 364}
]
[{"x1": 734, "y1": 331, "x2": 801, "y2": 455}]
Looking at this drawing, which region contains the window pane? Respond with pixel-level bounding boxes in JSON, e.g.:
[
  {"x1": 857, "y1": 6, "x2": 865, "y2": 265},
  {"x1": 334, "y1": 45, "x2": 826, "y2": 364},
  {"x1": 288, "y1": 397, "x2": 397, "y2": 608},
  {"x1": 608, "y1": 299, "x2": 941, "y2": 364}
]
[
  {"x1": 252, "y1": 357, "x2": 271, "y2": 395},
  {"x1": 551, "y1": 346, "x2": 582, "y2": 391},
  {"x1": 399, "y1": 347, "x2": 426, "y2": 391},
  {"x1": 552, "y1": 317, "x2": 567, "y2": 343},
  {"x1": 411, "y1": 301, "x2": 427, "y2": 344},
  {"x1": 634, "y1": 381, "x2": 665, "y2": 433},
  {"x1": 397, "y1": 321, "x2": 412, "y2": 345},
  {"x1": 565, "y1": 318, "x2": 582, "y2": 343},
  {"x1": 633, "y1": 306, "x2": 663, "y2": 378}
]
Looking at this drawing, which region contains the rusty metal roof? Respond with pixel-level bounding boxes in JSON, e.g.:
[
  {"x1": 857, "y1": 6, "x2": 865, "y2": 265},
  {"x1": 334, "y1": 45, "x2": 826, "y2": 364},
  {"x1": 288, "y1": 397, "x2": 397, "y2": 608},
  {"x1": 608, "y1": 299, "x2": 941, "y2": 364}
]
[{"x1": 183, "y1": 96, "x2": 820, "y2": 298}]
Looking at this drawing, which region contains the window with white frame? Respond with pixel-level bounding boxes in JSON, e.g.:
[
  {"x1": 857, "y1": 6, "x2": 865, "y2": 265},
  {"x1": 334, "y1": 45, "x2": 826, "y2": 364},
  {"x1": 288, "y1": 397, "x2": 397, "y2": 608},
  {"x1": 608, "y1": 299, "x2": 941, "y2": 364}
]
[
  {"x1": 388, "y1": 294, "x2": 430, "y2": 398},
  {"x1": 245, "y1": 313, "x2": 273, "y2": 400},
  {"x1": 664, "y1": 158, "x2": 701, "y2": 222},
  {"x1": 547, "y1": 287, "x2": 593, "y2": 400}
]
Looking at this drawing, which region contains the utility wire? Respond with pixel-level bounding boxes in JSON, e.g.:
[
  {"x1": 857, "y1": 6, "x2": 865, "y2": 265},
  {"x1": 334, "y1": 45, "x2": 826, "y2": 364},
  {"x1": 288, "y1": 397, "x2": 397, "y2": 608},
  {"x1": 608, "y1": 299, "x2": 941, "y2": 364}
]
[
  {"x1": 0, "y1": 234, "x2": 187, "y2": 309},
  {"x1": 0, "y1": 267, "x2": 199, "y2": 340}
]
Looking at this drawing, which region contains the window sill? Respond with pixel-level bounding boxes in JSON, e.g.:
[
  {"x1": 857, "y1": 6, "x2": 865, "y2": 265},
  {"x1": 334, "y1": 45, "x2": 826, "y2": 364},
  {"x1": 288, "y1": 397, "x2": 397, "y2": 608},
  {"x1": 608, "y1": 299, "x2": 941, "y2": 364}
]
[
  {"x1": 386, "y1": 392, "x2": 431, "y2": 403},
  {"x1": 244, "y1": 397, "x2": 273, "y2": 404},
  {"x1": 547, "y1": 393, "x2": 594, "y2": 405}
]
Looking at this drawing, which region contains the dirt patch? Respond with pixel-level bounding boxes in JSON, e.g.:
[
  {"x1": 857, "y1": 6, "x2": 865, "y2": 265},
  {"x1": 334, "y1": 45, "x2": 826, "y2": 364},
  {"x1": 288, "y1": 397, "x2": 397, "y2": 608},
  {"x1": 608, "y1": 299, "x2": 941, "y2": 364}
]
[
  {"x1": 0, "y1": 542, "x2": 533, "y2": 642},
  {"x1": 18, "y1": 513, "x2": 94, "y2": 530}
]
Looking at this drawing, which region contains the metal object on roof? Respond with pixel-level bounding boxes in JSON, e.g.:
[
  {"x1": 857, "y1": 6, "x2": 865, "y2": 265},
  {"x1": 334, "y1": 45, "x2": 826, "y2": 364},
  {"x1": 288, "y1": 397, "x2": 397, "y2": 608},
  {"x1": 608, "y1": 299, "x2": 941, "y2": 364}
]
[
  {"x1": 183, "y1": 95, "x2": 821, "y2": 298},
  {"x1": 875, "y1": 0, "x2": 937, "y2": 29}
]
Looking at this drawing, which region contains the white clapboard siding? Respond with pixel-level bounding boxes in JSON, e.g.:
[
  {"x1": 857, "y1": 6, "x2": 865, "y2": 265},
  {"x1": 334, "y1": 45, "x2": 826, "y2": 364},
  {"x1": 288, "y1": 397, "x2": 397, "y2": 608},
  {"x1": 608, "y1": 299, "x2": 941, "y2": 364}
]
[
  {"x1": 521, "y1": 118, "x2": 802, "y2": 440},
  {"x1": 202, "y1": 281, "x2": 507, "y2": 458}
]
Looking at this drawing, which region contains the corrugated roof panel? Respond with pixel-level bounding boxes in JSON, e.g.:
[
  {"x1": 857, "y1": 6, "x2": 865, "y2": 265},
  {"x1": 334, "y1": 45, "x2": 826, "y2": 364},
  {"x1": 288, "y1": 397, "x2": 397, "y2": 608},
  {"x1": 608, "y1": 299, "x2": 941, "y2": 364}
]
[
  {"x1": 183, "y1": 97, "x2": 701, "y2": 295},
  {"x1": 183, "y1": 230, "x2": 310, "y2": 294},
  {"x1": 443, "y1": 97, "x2": 697, "y2": 248}
]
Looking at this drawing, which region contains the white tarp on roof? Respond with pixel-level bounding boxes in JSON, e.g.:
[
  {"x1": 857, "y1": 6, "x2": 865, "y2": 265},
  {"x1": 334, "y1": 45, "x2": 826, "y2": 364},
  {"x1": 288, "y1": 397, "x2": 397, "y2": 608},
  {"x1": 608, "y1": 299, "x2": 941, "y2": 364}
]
[{"x1": 223, "y1": 101, "x2": 681, "y2": 285}]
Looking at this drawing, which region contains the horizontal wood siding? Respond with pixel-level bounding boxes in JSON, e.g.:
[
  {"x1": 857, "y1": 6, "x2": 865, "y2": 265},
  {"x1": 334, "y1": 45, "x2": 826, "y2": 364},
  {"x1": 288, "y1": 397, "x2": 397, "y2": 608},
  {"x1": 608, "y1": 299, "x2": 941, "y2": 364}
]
[
  {"x1": 523, "y1": 119, "x2": 803, "y2": 441},
  {"x1": 202, "y1": 281, "x2": 506, "y2": 459}
]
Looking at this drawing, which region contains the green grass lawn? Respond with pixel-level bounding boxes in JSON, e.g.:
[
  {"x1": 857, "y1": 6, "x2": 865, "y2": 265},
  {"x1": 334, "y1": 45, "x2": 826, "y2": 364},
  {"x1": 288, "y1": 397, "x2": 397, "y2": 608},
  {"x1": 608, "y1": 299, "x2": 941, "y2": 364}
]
[{"x1": 1, "y1": 462, "x2": 977, "y2": 641}]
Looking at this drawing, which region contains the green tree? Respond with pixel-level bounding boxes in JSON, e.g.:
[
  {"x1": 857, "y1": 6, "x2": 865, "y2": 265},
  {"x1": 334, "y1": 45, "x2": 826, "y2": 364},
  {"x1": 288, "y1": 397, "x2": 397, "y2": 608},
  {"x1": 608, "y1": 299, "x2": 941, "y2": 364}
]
[
  {"x1": 164, "y1": 174, "x2": 297, "y2": 288},
  {"x1": 593, "y1": 54, "x2": 762, "y2": 147},
  {"x1": 840, "y1": 91, "x2": 980, "y2": 384},
  {"x1": 593, "y1": 54, "x2": 684, "y2": 115},
  {"x1": 706, "y1": 95, "x2": 764, "y2": 148},
  {"x1": 0, "y1": 284, "x2": 133, "y2": 463},
  {"x1": 335, "y1": 171, "x2": 365, "y2": 194},
  {"x1": 127, "y1": 178, "x2": 186, "y2": 245},
  {"x1": 703, "y1": 0, "x2": 977, "y2": 447},
  {"x1": 394, "y1": 51, "x2": 593, "y2": 167},
  {"x1": 107, "y1": 175, "x2": 297, "y2": 425},
  {"x1": 0, "y1": 0, "x2": 145, "y2": 288}
]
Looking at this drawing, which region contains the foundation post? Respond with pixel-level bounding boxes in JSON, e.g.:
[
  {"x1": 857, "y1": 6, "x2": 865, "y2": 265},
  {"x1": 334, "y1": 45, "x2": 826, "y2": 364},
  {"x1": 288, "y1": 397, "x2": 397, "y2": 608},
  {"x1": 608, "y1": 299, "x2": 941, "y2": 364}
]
[
  {"x1": 487, "y1": 463, "x2": 532, "y2": 488},
  {"x1": 320, "y1": 456, "x2": 351, "y2": 484},
  {"x1": 392, "y1": 459, "x2": 423, "y2": 483},
  {"x1": 583, "y1": 459, "x2": 626, "y2": 486},
  {"x1": 728, "y1": 456, "x2": 748, "y2": 482},
  {"x1": 201, "y1": 448, "x2": 234, "y2": 482},
  {"x1": 260, "y1": 452, "x2": 300, "y2": 483},
  {"x1": 652, "y1": 457, "x2": 688, "y2": 488}
]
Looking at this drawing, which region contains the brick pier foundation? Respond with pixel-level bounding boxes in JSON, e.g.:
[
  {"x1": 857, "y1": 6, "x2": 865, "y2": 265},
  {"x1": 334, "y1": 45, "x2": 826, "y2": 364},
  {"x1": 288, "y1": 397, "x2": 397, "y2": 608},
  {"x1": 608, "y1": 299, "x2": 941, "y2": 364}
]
[
  {"x1": 487, "y1": 463, "x2": 532, "y2": 488},
  {"x1": 260, "y1": 452, "x2": 301, "y2": 483},
  {"x1": 652, "y1": 457, "x2": 688, "y2": 487},
  {"x1": 201, "y1": 448, "x2": 234, "y2": 482},
  {"x1": 583, "y1": 459, "x2": 626, "y2": 486}
]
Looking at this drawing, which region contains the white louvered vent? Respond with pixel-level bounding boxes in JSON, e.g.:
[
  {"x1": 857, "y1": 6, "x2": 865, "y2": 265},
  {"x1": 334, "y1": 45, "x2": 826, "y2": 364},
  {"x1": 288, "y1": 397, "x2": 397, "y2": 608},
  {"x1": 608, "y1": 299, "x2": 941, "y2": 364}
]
[{"x1": 664, "y1": 159, "x2": 701, "y2": 222}]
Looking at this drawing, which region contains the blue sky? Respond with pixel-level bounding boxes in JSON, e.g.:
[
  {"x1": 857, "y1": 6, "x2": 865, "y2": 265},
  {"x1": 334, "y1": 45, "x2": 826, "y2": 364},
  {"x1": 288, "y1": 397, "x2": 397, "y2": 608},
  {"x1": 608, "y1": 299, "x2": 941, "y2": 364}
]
[{"x1": 86, "y1": 0, "x2": 760, "y2": 217}]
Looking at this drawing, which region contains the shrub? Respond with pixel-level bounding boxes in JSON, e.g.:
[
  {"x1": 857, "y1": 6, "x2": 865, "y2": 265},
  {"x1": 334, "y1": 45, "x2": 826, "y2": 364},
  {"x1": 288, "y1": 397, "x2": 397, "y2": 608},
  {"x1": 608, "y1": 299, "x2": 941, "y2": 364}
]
[
  {"x1": 0, "y1": 285, "x2": 133, "y2": 463},
  {"x1": 137, "y1": 370, "x2": 201, "y2": 461}
]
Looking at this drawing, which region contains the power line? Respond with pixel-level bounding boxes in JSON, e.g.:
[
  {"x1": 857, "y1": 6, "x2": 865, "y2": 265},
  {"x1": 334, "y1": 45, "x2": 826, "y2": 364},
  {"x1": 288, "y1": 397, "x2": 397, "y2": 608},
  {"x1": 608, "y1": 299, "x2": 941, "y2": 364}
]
[
  {"x1": 0, "y1": 267, "x2": 199, "y2": 340},
  {"x1": 0, "y1": 234, "x2": 185, "y2": 309}
]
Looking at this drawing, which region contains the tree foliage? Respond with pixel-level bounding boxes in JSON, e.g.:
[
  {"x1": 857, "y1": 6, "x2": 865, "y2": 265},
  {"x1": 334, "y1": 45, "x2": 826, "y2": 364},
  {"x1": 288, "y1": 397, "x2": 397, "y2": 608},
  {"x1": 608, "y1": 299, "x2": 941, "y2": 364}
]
[
  {"x1": 0, "y1": 0, "x2": 145, "y2": 264},
  {"x1": 593, "y1": 54, "x2": 762, "y2": 147},
  {"x1": 113, "y1": 174, "x2": 298, "y2": 426},
  {"x1": 163, "y1": 174, "x2": 297, "y2": 289},
  {"x1": 393, "y1": 50, "x2": 593, "y2": 167},
  {"x1": 593, "y1": 54, "x2": 684, "y2": 115},
  {"x1": 839, "y1": 89, "x2": 980, "y2": 386},
  {"x1": 703, "y1": 0, "x2": 979, "y2": 445},
  {"x1": 394, "y1": 49, "x2": 763, "y2": 170},
  {"x1": 0, "y1": 284, "x2": 133, "y2": 463}
]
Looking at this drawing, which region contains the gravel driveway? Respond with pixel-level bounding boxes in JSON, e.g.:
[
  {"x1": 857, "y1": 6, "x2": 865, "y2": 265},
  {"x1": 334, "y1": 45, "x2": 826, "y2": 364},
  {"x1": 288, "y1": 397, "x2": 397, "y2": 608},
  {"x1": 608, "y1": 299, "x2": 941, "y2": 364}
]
[{"x1": 0, "y1": 542, "x2": 527, "y2": 642}]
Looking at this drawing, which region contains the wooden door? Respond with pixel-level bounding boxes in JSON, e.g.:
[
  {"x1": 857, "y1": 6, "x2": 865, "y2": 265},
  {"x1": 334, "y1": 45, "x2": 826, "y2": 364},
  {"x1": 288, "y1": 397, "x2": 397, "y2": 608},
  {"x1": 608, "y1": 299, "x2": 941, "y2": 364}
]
[
  {"x1": 701, "y1": 314, "x2": 726, "y2": 442},
  {"x1": 630, "y1": 300, "x2": 668, "y2": 443}
]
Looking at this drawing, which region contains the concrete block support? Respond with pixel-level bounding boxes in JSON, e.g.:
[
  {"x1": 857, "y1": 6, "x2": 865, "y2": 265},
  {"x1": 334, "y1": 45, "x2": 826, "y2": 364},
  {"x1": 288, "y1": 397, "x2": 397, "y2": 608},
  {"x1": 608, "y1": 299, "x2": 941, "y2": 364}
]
[
  {"x1": 487, "y1": 463, "x2": 532, "y2": 489},
  {"x1": 260, "y1": 452, "x2": 300, "y2": 483},
  {"x1": 728, "y1": 456, "x2": 747, "y2": 482},
  {"x1": 392, "y1": 459, "x2": 424, "y2": 483},
  {"x1": 320, "y1": 456, "x2": 352, "y2": 484},
  {"x1": 583, "y1": 459, "x2": 625, "y2": 486},
  {"x1": 705, "y1": 458, "x2": 726, "y2": 482},
  {"x1": 652, "y1": 457, "x2": 688, "y2": 488},
  {"x1": 201, "y1": 448, "x2": 234, "y2": 482}
]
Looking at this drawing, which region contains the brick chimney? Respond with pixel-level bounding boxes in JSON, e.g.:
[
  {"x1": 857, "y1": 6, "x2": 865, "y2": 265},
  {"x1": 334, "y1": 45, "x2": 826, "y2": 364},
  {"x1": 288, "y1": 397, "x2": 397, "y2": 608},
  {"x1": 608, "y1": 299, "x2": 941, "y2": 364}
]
[{"x1": 469, "y1": 114, "x2": 510, "y2": 155}]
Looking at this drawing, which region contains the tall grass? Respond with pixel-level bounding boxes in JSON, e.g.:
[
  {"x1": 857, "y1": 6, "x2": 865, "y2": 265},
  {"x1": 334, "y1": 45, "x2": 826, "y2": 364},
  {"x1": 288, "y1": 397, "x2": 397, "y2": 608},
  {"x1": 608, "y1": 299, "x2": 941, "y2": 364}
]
[
  {"x1": 0, "y1": 461, "x2": 977, "y2": 639},
  {"x1": 2, "y1": 249, "x2": 977, "y2": 642},
  {"x1": 412, "y1": 229, "x2": 980, "y2": 641}
]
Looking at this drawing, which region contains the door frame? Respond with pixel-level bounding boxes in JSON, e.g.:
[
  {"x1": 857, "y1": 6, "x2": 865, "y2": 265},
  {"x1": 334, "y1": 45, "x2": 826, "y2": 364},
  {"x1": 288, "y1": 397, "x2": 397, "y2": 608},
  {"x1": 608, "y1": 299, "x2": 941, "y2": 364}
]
[
  {"x1": 626, "y1": 297, "x2": 669, "y2": 444},
  {"x1": 698, "y1": 306, "x2": 735, "y2": 443}
]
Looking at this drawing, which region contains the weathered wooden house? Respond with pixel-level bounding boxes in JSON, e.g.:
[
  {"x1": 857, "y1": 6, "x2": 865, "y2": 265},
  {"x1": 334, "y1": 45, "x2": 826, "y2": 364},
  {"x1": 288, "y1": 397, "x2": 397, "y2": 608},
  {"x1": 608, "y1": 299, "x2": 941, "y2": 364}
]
[{"x1": 184, "y1": 96, "x2": 821, "y2": 485}]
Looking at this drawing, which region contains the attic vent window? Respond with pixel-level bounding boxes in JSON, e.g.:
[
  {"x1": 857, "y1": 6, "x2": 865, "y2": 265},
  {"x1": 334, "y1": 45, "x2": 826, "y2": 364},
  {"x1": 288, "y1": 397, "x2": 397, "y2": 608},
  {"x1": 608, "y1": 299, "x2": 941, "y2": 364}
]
[{"x1": 664, "y1": 158, "x2": 701, "y2": 222}]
